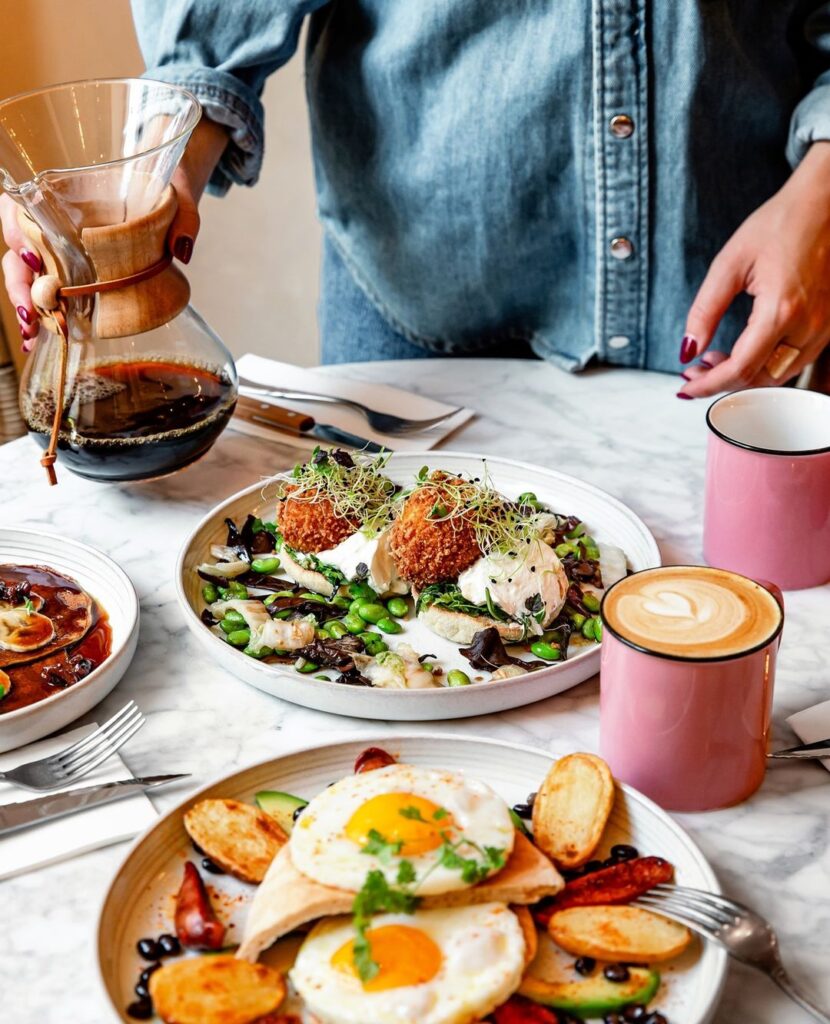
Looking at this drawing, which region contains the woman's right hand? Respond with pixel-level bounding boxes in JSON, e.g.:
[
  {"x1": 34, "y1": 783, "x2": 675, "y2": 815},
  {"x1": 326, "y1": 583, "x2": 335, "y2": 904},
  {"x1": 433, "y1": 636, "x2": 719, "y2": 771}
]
[{"x1": 1, "y1": 116, "x2": 228, "y2": 351}]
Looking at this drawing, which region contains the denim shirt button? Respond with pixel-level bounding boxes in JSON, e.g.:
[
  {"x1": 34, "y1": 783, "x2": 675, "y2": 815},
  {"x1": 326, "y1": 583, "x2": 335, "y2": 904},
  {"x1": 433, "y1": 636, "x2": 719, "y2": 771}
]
[
  {"x1": 610, "y1": 237, "x2": 634, "y2": 260},
  {"x1": 608, "y1": 335, "x2": 631, "y2": 349},
  {"x1": 609, "y1": 114, "x2": 634, "y2": 138}
]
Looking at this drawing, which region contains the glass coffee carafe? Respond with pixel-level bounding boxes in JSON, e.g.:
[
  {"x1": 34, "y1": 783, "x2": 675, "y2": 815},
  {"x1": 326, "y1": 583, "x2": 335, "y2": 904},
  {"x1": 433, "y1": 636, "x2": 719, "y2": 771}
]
[{"x1": 0, "y1": 78, "x2": 237, "y2": 483}]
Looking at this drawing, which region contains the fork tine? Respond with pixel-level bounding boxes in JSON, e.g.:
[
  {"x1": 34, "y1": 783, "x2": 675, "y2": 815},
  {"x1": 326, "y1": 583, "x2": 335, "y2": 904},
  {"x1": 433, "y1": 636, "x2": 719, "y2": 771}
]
[
  {"x1": 58, "y1": 705, "x2": 142, "y2": 770},
  {"x1": 651, "y1": 886, "x2": 739, "y2": 924},
  {"x1": 59, "y1": 716, "x2": 145, "y2": 780},
  {"x1": 46, "y1": 701, "x2": 138, "y2": 765},
  {"x1": 636, "y1": 895, "x2": 723, "y2": 933},
  {"x1": 58, "y1": 713, "x2": 145, "y2": 779}
]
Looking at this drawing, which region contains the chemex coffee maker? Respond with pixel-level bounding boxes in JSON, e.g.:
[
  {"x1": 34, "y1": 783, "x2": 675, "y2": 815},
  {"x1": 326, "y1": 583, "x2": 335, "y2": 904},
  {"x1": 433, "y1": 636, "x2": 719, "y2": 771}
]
[{"x1": 0, "y1": 78, "x2": 238, "y2": 484}]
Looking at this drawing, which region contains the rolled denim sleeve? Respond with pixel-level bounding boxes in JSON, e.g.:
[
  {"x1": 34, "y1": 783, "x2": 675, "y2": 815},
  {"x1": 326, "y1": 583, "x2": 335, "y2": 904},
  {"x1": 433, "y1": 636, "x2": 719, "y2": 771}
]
[
  {"x1": 787, "y1": 4, "x2": 830, "y2": 165},
  {"x1": 131, "y1": 0, "x2": 330, "y2": 194}
]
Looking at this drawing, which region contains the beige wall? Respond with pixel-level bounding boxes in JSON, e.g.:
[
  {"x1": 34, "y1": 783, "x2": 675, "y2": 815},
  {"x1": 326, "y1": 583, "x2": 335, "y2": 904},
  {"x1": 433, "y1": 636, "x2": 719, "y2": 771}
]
[{"x1": 0, "y1": 0, "x2": 320, "y2": 374}]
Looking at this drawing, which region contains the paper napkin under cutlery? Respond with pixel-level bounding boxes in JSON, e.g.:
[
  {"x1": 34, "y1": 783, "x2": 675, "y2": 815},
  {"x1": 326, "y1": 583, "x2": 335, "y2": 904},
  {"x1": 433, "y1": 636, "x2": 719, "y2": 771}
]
[
  {"x1": 230, "y1": 354, "x2": 474, "y2": 451},
  {"x1": 787, "y1": 700, "x2": 830, "y2": 773},
  {"x1": 0, "y1": 724, "x2": 157, "y2": 880}
]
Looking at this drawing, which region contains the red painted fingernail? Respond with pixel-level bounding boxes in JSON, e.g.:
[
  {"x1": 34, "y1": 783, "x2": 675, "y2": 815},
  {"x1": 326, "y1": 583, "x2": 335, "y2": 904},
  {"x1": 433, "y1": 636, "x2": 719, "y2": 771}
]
[
  {"x1": 699, "y1": 356, "x2": 714, "y2": 369},
  {"x1": 676, "y1": 391, "x2": 693, "y2": 400},
  {"x1": 679, "y1": 335, "x2": 698, "y2": 364},
  {"x1": 173, "y1": 235, "x2": 194, "y2": 264},
  {"x1": 16, "y1": 305, "x2": 32, "y2": 324},
  {"x1": 20, "y1": 250, "x2": 41, "y2": 272},
  {"x1": 680, "y1": 371, "x2": 692, "y2": 382}
]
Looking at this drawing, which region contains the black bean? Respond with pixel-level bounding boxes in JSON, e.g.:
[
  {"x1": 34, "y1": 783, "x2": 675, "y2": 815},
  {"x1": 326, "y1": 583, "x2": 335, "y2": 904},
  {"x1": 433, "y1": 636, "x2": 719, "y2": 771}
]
[
  {"x1": 126, "y1": 999, "x2": 153, "y2": 1020},
  {"x1": 643, "y1": 1015, "x2": 668, "y2": 1024},
  {"x1": 191, "y1": 840, "x2": 205, "y2": 855},
  {"x1": 512, "y1": 802, "x2": 534, "y2": 820},
  {"x1": 604, "y1": 963, "x2": 631, "y2": 983},
  {"x1": 134, "y1": 981, "x2": 150, "y2": 1000},
  {"x1": 201, "y1": 857, "x2": 225, "y2": 875},
  {"x1": 158, "y1": 933, "x2": 181, "y2": 957},
  {"x1": 139, "y1": 963, "x2": 162, "y2": 986},
  {"x1": 574, "y1": 956, "x2": 596, "y2": 976},
  {"x1": 136, "y1": 938, "x2": 161, "y2": 961},
  {"x1": 557, "y1": 1014, "x2": 584, "y2": 1024},
  {"x1": 623, "y1": 1006, "x2": 647, "y2": 1021},
  {"x1": 610, "y1": 843, "x2": 639, "y2": 862},
  {"x1": 293, "y1": 804, "x2": 306, "y2": 822},
  {"x1": 604, "y1": 1015, "x2": 624, "y2": 1024},
  {"x1": 582, "y1": 859, "x2": 605, "y2": 875}
]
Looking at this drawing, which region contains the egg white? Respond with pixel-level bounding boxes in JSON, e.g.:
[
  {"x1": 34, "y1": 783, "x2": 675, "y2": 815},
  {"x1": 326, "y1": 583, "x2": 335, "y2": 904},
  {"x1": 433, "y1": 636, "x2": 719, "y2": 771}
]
[
  {"x1": 289, "y1": 764, "x2": 515, "y2": 895},
  {"x1": 290, "y1": 904, "x2": 526, "y2": 1024}
]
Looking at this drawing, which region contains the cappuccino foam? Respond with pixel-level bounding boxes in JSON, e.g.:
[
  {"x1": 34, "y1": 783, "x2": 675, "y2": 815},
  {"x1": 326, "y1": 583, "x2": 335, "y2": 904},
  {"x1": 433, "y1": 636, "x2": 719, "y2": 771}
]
[{"x1": 602, "y1": 566, "x2": 781, "y2": 658}]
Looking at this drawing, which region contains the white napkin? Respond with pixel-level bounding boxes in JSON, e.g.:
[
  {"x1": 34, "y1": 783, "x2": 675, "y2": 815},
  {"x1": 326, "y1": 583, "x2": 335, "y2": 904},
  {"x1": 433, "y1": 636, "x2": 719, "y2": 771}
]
[
  {"x1": 230, "y1": 354, "x2": 474, "y2": 451},
  {"x1": 786, "y1": 700, "x2": 830, "y2": 772},
  {"x1": 0, "y1": 724, "x2": 157, "y2": 880}
]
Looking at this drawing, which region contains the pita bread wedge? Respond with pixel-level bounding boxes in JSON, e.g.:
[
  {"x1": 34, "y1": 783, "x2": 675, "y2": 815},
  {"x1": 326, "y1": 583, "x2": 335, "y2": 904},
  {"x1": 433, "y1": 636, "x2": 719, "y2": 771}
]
[{"x1": 237, "y1": 831, "x2": 563, "y2": 961}]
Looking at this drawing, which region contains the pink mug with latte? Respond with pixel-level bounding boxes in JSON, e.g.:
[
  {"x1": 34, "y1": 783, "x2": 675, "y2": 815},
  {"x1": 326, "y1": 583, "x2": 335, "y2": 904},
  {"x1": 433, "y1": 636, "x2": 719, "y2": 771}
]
[
  {"x1": 704, "y1": 388, "x2": 830, "y2": 590},
  {"x1": 599, "y1": 565, "x2": 783, "y2": 812}
]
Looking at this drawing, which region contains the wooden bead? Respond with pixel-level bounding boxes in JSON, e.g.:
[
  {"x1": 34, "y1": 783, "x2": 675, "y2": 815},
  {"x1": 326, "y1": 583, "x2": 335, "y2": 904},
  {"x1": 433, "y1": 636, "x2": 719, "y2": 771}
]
[{"x1": 31, "y1": 274, "x2": 62, "y2": 311}]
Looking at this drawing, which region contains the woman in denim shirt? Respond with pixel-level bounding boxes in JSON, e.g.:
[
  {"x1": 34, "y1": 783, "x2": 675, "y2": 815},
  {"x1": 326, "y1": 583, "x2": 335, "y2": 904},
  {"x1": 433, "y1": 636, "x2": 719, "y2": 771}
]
[{"x1": 4, "y1": 1, "x2": 830, "y2": 397}]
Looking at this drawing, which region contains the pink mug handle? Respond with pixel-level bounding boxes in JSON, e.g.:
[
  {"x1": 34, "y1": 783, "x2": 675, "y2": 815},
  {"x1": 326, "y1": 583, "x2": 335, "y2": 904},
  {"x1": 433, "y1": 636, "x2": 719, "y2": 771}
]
[{"x1": 756, "y1": 578, "x2": 785, "y2": 647}]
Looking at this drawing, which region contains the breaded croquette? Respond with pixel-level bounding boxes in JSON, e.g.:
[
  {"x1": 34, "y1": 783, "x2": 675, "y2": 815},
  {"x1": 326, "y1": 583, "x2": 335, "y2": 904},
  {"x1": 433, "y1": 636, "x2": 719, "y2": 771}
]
[{"x1": 276, "y1": 486, "x2": 357, "y2": 553}]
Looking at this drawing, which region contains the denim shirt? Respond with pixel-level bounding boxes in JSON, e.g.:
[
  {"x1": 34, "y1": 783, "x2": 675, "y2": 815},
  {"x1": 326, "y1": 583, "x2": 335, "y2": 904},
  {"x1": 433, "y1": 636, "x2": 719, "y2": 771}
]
[{"x1": 132, "y1": 1, "x2": 830, "y2": 372}]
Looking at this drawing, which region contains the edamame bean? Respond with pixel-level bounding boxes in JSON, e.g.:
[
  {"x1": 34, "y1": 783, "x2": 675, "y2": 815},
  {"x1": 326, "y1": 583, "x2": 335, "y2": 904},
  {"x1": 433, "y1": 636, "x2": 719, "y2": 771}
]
[
  {"x1": 447, "y1": 669, "x2": 472, "y2": 687},
  {"x1": 569, "y1": 612, "x2": 587, "y2": 629},
  {"x1": 315, "y1": 627, "x2": 331, "y2": 640},
  {"x1": 348, "y1": 581, "x2": 378, "y2": 601},
  {"x1": 328, "y1": 620, "x2": 349, "y2": 639},
  {"x1": 222, "y1": 609, "x2": 246, "y2": 627},
  {"x1": 593, "y1": 618, "x2": 603, "y2": 640},
  {"x1": 228, "y1": 581, "x2": 249, "y2": 599},
  {"x1": 301, "y1": 592, "x2": 329, "y2": 604},
  {"x1": 376, "y1": 617, "x2": 402, "y2": 634},
  {"x1": 296, "y1": 660, "x2": 319, "y2": 674},
  {"x1": 343, "y1": 613, "x2": 366, "y2": 634},
  {"x1": 555, "y1": 543, "x2": 573, "y2": 559},
  {"x1": 530, "y1": 640, "x2": 562, "y2": 661},
  {"x1": 219, "y1": 618, "x2": 237, "y2": 634},
  {"x1": 582, "y1": 592, "x2": 600, "y2": 613},
  {"x1": 201, "y1": 583, "x2": 218, "y2": 604},
  {"x1": 251, "y1": 556, "x2": 280, "y2": 574},
  {"x1": 386, "y1": 597, "x2": 409, "y2": 618},
  {"x1": 227, "y1": 629, "x2": 251, "y2": 647},
  {"x1": 217, "y1": 586, "x2": 231, "y2": 600},
  {"x1": 357, "y1": 602, "x2": 387, "y2": 624},
  {"x1": 358, "y1": 630, "x2": 378, "y2": 643},
  {"x1": 331, "y1": 595, "x2": 352, "y2": 610},
  {"x1": 365, "y1": 638, "x2": 388, "y2": 656},
  {"x1": 349, "y1": 598, "x2": 364, "y2": 615},
  {"x1": 566, "y1": 522, "x2": 586, "y2": 539},
  {"x1": 315, "y1": 674, "x2": 330, "y2": 681},
  {"x1": 582, "y1": 617, "x2": 597, "y2": 640},
  {"x1": 244, "y1": 645, "x2": 274, "y2": 659}
]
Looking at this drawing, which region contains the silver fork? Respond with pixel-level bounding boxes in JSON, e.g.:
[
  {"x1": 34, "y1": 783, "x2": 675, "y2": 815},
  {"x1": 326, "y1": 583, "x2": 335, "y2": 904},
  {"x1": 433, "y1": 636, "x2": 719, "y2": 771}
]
[
  {"x1": 637, "y1": 884, "x2": 830, "y2": 1023},
  {"x1": 0, "y1": 701, "x2": 145, "y2": 791},
  {"x1": 238, "y1": 377, "x2": 462, "y2": 435}
]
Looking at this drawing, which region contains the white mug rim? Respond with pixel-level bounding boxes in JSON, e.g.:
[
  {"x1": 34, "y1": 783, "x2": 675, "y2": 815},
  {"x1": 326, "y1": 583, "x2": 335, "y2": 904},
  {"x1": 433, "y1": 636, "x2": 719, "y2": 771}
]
[{"x1": 706, "y1": 388, "x2": 830, "y2": 457}]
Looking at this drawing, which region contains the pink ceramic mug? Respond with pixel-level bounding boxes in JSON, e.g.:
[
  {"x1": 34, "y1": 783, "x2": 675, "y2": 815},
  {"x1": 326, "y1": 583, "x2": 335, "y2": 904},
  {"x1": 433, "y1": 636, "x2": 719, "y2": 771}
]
[
  {"x1": 704, "y1": 388, "x2": 830, "y2": 590},
  {"x1": 599, "y1": 565, "x2": 783, "y2": 812}
]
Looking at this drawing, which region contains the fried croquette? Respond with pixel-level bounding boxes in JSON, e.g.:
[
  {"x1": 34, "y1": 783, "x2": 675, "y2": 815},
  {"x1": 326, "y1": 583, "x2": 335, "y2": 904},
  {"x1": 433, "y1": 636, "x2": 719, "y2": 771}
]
[
  {"x1": 389, "y1": 481, "x2": 482, "y2": 588},
  {"x1": 276, "y1": 487, "x2": 357, "y2": 553}
]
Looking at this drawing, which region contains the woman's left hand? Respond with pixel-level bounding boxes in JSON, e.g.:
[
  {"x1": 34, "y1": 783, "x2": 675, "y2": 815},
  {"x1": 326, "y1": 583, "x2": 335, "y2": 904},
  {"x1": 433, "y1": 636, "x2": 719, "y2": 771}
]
[{"x1": 678, "y1": 141, "x2": 830, "y2": 398}]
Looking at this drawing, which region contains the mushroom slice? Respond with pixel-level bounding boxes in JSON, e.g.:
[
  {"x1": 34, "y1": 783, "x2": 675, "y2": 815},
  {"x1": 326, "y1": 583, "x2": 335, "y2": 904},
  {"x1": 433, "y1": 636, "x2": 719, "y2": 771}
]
[
  {"x1": 198, "y1": 559, "x2": 250, "y2": 579},
  {"x1": 0, "y1": 605, "x2": 55, "y2": 653}
]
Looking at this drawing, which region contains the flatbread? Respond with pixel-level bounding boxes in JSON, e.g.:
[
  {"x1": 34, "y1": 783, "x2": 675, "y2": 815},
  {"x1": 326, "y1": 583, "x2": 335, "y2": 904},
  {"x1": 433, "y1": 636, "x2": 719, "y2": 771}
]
[{"x1": 237, "y1": 831, "x2": 563, "y2": 962}]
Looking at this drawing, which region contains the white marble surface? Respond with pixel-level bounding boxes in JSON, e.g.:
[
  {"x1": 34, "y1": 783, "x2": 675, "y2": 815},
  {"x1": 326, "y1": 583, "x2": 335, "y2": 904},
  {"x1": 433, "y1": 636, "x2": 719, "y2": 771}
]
[{"x1": 2, "y1": 358, "x2": 829, "y2": 1024}]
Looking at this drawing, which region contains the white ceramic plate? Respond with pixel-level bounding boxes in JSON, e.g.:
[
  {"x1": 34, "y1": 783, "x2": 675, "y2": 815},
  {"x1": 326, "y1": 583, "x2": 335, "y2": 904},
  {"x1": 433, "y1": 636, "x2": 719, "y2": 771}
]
[
  {"x1": 97, "y1": 734, "x2": 726, "y2": 1023},
  {"x1": 176, "y1": 452, "x2": 660, "y2": 720},
  {"x1": 0, "y1": 527, "x2": 139, "y2": 752}
]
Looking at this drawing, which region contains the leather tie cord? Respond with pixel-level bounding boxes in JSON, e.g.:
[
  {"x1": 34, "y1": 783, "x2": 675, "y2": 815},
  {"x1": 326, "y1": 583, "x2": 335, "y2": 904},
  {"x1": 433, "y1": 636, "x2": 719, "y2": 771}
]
[{"x1": 34, "y1": 253, "x2": 173, "y2": 486}]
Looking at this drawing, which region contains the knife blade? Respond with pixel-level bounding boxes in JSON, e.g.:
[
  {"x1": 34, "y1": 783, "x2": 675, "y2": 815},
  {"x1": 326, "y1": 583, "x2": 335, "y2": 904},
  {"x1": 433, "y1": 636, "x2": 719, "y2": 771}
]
[
  {"x1": 0, "y1": 774, "x2": 190, "y2": 836},
  {"x1": 767, "y1": 737, "x2": 830, "y2": 759},
  {"x1": 233, "y1": 395, "x2": 389, "y2": 453}
]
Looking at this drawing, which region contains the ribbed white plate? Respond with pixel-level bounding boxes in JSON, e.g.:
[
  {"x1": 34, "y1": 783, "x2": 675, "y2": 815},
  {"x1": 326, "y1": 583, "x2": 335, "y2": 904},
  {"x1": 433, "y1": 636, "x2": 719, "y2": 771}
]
[
  {"x1": 0, "y1": 527, "x2": 139, "y2": 752},
  {"x1": 176, "y1": 453, "x2": 660, "y2": 720},
  {"x1": 97, "y1": 735, "x2": 726, "y2": 1023}
]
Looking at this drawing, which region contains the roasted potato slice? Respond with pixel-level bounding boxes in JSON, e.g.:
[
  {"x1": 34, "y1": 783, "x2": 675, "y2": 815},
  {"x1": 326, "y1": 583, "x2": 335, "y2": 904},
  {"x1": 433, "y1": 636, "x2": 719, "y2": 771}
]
[
  {"x1": 511, "y1": 904, "x2": 538, "y2": 967},
  {"x1": 149, "y1": 955, "x2": 286, "y2": 1024},
  {"x1": 547, "y1": 904, "x2": 692, "y2": 963},
  {"x1": 184, "y1": 799, "x2": 287, "y2": 883},
  {"x1": 532, "y1": 753, "x2": 614, "y2": 869}
]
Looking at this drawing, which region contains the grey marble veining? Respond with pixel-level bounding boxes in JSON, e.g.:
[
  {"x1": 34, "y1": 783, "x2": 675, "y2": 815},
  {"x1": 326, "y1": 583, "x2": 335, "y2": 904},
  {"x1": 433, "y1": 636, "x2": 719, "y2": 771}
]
[{"x1": 2, "y1": 358, "x2": 828, "y2": 1024}]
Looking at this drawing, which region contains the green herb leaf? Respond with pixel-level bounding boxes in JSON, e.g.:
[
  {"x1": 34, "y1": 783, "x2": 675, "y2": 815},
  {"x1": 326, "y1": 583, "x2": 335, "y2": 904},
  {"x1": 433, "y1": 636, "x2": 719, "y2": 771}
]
[
  {"x1": 432, "y1": 807, "x2": 448, "y2": 821},
  {"x1": 22, "y1": 597, "x2": 35, "y2": 614},
  {"x1": 362, "y1": 829, "x2": 403, "y2": 864},
  {"x1": 398, "y1": 806, "x2": 427, "y2": 822},
  {"x1": 397, "y1": 860, "x2": 416, "y2": 884}
]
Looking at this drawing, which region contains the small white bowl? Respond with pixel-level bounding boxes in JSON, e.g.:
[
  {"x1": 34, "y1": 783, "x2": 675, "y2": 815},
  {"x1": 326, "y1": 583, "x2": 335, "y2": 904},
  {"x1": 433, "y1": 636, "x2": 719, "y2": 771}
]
[{"x1": 0, "y1": 528, "x2": 139, "y2": 753}]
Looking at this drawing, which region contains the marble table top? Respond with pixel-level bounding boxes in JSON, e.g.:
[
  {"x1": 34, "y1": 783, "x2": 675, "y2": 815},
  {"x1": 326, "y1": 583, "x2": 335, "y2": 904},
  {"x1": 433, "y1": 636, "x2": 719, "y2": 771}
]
[{"x1": 3, "y1": 358, "x2": 829, "y2": 1024}]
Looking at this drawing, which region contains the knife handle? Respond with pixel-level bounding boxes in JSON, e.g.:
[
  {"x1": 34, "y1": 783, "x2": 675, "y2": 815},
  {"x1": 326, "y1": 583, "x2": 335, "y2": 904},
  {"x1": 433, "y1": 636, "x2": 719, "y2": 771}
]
[{"x1": 234, "y1": 396, "x2": 314, "y2": 434}]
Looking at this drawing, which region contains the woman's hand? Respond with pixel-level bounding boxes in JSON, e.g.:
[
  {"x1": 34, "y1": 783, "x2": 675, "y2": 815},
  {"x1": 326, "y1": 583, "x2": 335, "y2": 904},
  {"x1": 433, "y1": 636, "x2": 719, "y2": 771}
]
[
  {"x1": 0, "y1": 116, "x2": 228, "y2": 350},
  {"x1": 678, "y1": 141, "x2": 830, "y2": 398}
]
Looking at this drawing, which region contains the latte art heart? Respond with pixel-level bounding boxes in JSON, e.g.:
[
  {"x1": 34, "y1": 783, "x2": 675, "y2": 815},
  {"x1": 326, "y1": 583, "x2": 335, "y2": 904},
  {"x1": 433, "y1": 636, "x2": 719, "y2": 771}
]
[{"x1": 603, "y1": 566, "x2": 781, "y2": 659}]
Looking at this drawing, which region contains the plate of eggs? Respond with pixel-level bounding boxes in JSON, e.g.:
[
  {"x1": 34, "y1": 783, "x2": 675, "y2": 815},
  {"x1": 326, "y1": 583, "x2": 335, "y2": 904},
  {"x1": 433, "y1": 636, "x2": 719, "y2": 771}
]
[{"x1": 97, "y1": 736, "x2": 726, "y2": 1024}]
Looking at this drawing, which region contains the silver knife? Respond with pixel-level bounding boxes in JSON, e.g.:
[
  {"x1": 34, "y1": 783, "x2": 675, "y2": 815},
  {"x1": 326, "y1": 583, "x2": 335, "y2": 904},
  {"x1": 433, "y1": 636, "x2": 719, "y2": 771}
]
[
  {"x1": 0, "y1": 774, "x2": 190, "y2": 836},
  {"x1": 235, "y1": 395, "x2": 389, "y2": 453},
  {"x1": 768, "y1": 737, "x2": 830, "y2": 759}
]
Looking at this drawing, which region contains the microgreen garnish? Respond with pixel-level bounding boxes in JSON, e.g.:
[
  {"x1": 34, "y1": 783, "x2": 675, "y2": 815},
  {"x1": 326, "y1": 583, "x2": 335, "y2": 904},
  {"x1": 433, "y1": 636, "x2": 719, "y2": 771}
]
[{"x1": 22, "y1": 597, "x2": 35, "y2": 614}]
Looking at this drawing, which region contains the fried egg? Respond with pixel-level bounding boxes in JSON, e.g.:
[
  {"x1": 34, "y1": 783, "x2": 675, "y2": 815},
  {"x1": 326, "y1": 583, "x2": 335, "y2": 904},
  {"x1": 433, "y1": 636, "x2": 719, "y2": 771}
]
[
  {"x1": 291, "y1": 904, "x2": 526, "y2": 1024},
  {"x1": 289, "y1": 764, "x2": 514, "y2": 895}
]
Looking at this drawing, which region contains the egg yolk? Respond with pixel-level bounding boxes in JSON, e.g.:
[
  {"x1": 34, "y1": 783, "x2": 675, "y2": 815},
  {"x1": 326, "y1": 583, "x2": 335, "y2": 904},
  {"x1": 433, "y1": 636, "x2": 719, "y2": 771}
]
[
  {"x1": 331, "y1": 924, "x2": 443, "y2": 991},
  {"x1": 345, "y1": 793, "x2": 454, "y2": 856}
]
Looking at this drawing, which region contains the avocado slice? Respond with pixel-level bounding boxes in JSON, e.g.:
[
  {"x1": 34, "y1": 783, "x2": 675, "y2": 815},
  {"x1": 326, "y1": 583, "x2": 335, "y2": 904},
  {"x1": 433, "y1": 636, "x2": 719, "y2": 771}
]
[
  {"x1": 255, "y1": 790, "x2": 309, "y2": 835},
  {"x1": 520, "y1": 966, "x2": 660, "y2": 1016}
]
